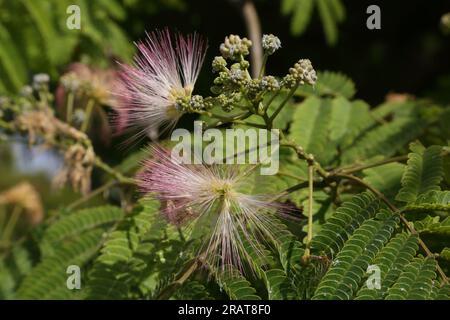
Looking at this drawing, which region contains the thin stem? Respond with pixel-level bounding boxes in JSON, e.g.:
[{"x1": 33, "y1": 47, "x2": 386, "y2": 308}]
[
  {"x1": 269, "y1": 83, "x2": 299, "y2": 123},
  {"x1": 38, "y1": 89, "x2": 48, "y2": 107},
  {"x1": 233, "y1": 120, "x2": 267, "y2": 129},
  {"x1": 81, "y1": 98, "x2": 95, "y2": 132},
  {"x1": 156, "y1": 256, "x2": 203, "y2": 299},
  {"x1": 336, "y1": 155, "x2": 409, "y2": 175},
  {"x1": 276, "y1": 171, "x2": 305, "y2": 181},
  {"x1": 263, "y1": 90, "x2": 281, "y2": 113},
  {"x1": 280, "y1": 140, "x2": 330, "y2": 179},
  {"x1": 94, "y1": 157, "x2": 136, "y2": 185},
  {"x1": 204, "y1": 111, "x2": 253, "y2": 129},
  {"x1": 258, "y1": 53, "x2": 268, "y2": 79},
  {"x1": 66, "y1": 180, "x2": 117, "y2": 211},
  {"x1": 1, "y1": 206, "x2": 22, "y2": 243},
  {"x1": 335, "y1": 173, "x2": 396, "y2": 210},
  {"x1": 0, "y1": 207, "x2": 6, "y2": 235},
  {"x1": 304, "y1": 165, "x2": 315, "y2": 258},
  {"x1": 201, "y1": 110, "x2": 250, "y2": 121},
  {"x1": 66, "y1": 92, "x2": 75, "y2": 124}
]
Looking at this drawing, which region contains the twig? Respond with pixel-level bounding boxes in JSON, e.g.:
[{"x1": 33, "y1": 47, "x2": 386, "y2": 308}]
[
  {"x1": 269, "y1": 83, "x2": 299, "y2": 124},
  {"x1": 66, "y1": 92, "x2": 75, "y2": 124},
  {"x1": 280, "y1": 140, "x2": 330, "y2": 179},
  {"x1": 66, "y1": 180, "x2": 118, "y2": 211},
  {"x1": 335, "y1": 155, "x2": 409, "y2": 175},
  {"x1": 304, "y1": 165, "x2": 315, "y2": 258},
  {"x1": 156, "y1": 256, "x2": 204, "y2": 300},
  {"x1": 1, "y1": 206, "x2": 22, "y2": 244},
  {"x1": 204, "y1": 111, "x2": 253, "y2": 129},
  {"x1": 93, "y1": 157, "x2": 136, "y2": 185},
  {"x1": 81, "y1": 98, "x2": 95, "y2": 132}
]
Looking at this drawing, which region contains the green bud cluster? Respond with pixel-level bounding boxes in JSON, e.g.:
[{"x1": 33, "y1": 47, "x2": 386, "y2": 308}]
[
  {"x1": 220, "y1": 35, "x2": 252, "y2": 61},
  {"x1": 188, "y1": 95, "x2": 205, "y2": 111},
  {"x1": 211, "y1": 61, "x2": 250, "y2": 95},
  {"x1": 175, "y1": 95, "x2": 190, "y2": 112},
  {"x1": 174, "y1": 95, "x2": 210, "y2": 113},
  {"x1": 212, "y1": 92, "x2": 243, "y2": 113},
  {"x1": 284, "y1": 59, "x2": 317, "y2": 87},
  {"x1": 260, "y1": 76, "x2": 280, "y2": 91},
  {"x1": 245, "y1": 79, "x2": 261, "y2": 100},
  {"x1": 212, "y1": 56, "x2": 227, "y2": 73},
  {"x1": 229, "y1": 64, "x2": 247, "y2": 86},
  {"x1": 207, "y1": 34, "x2": 317, "y2": 115}
]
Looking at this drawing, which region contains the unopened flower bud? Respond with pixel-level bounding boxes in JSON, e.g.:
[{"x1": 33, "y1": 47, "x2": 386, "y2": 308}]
[
  {"x1": 33, "y1": 73, "x2": 50, "y2": 91},
  {"x1": 262, "y1": 34, "x2": 281, "y2": 55},
  {"x1": 212, "y1": 56, "x2": 227, "y2": 73},
  {"x1": 60, "y1": 72, "x2": 81, "y2": 92},
  {"x1": 240, "y1": 60, "x2": 250, "y2": 70},
  {"x1": 73, "y1": 108, "x2": 85, "y2": 125}
]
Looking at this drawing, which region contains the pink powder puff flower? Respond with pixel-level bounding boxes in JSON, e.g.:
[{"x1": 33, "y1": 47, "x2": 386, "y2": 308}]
[
  {"x1": 137, "y1": 146, "x2": 282, "y2": 273},
  {"x1": 116, "y1": 29, "x2": 207, "y2": 138}
]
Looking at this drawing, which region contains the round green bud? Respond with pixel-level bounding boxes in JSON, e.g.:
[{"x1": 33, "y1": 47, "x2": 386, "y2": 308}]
[
  {"x1": 212, "y1": 56, "x2": 227, "y2": 73},
  {"x1": 262, "y1": 34, "x2": 281, "y2": 55}
]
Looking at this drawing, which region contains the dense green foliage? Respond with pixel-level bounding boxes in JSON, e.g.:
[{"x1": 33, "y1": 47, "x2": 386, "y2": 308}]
[
  {"x1": 2, "y1": 73, "x2": 449, "y2": 299},
  {"x1": 1, "y1": 0, "x2": 449, "y2": 301}
]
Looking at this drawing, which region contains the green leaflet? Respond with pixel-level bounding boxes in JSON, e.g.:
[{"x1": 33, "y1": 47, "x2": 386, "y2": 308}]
[
  {"x1": 341, "y1": 116, "x2": 425, "y2": 164},
  {"x1": 217, "y1": 268, "x2": 261, "y2": 300},
  {"x1": 404, "y1": 190, "x2": 450, "y2": 213},
  {"x1": 434, "y1": 284, "x2": 450, "y2": 300},
  {"x1": 282, "y1": 0, "x2": 346, "y2": 46},
  {"x1": 85, "y1": 199, "x2": 163, "y2": 299},
  {"x1": 414, "y1": 215, "x2": 450, "y2": 237},
  {"x1": 289, "y1": 0, "x2": 314, "y2": 36},
  {"x1": 13, "y1": 205, "x2": 124, "y2": 299},
  {"x1": 16, "y1": 229, "x2": 105, "y2": 299},
  {"x1": 289, "y1": 96, "x2": 335, "y2": 164},
  {"x1": 363, "y1": 163, "x2": 405, "y2": 200},
  {"x1": 396, "y1": 143, "x2": 444, "y2": 203},
  {"x1": 295, "y1": 71, "x2": 356, "y2": 99},
  {"x1": 40, "y1": 206, "x2": 124, "y2": 258},
  {"x1": 0, "y1": 0, "x2": 132, "y2": 93},
  {"x1": 0, "y1": 245, "x2": 33, "y2": 299},
  {"x1": 313, "y1": 214, "x2": 399, "y2": 300},
  {"x1": 263, "y1": 269, "x2": 297, "y2": 300},
  {"x1": 355, "y1": 233, "x2": 419, "y2": 299},
  {"x1": 384, "y1": 257, "x2": 437, "y2": 300},
  {"x1": 0, "y1": 23, "x2": 27, "y2": 91},
  {"x1": 174, "y1": 281, "x2": 213, "y2": 300},
  {"x1": 311, "y1": 192, "x2": 381, "y2": 255}
]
